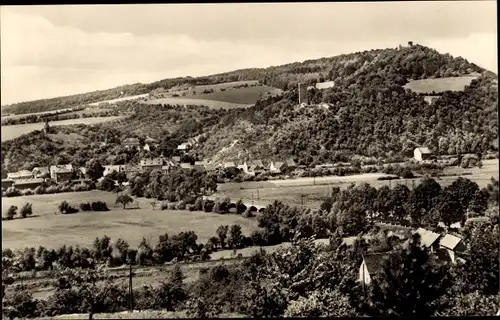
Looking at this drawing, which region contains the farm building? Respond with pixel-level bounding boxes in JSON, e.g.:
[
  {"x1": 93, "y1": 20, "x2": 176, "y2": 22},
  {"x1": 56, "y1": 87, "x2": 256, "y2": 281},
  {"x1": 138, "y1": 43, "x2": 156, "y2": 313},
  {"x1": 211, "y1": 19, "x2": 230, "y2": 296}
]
[
  {"x1": 14, "y1": 178, "x2": 44, "y2": 190},
  {"x1": 32, "y1": 167, "x2": 50, "y2": 179},
  {"x1": 123, "y1": 138, "x2": 141, "y2": 150},
  {"x1": 140, "y1": 158, "x2": 164, "y2": 171},
  {"x1": 50, "y1": 165, "x2": 74, "y2": 183},
  {"x1": 7, "y1": 170, "x2": 34, "y2": 180},
  {"x1": 358, "y1": 252, "x2": 393, "y2": 286},
  {"x1": 439, "y1": 234, "x2": 466, "y2": 264},
  {"x1": 415, "y1": 228, "x2": 441, "y2": 252},
  {"x1": 177, "y1": 143, "x2": 190, "y2": 151},
  {"x1": 2, "y1": 179, "x2": 15, "y2": 190},
  {"x1": 414, "y1": 147, "x2": 433, "y2": 162}
]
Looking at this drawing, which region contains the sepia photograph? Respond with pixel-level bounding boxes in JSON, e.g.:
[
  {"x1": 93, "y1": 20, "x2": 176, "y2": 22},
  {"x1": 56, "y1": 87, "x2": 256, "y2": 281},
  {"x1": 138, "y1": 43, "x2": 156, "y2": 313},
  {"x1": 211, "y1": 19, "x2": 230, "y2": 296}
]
[{"x1": 1, "y1": 1, "x2": 498, "y2": 318}]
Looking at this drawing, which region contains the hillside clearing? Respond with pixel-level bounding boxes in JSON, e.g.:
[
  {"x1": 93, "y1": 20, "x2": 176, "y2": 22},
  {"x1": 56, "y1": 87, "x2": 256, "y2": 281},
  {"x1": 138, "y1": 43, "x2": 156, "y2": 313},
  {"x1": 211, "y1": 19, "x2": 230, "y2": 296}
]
[
  {"x1": 86, "y1": 94, "x2": 149, "y2": 106},
  {"x1": 183, "y1": 85, "x2": 282, "y2": 104},
  {"x1": 1, "y1": 190, "x2": 259, "y2": 250},
  {"x1": 403, "y1": 75, "x2": 479, "y2": 93},
  {"x1": 142, "y1": 97, "x2": 252, "y2": 109},
  {"x1": 1, "y1": 116, "x2": 126, "y2": 142}
]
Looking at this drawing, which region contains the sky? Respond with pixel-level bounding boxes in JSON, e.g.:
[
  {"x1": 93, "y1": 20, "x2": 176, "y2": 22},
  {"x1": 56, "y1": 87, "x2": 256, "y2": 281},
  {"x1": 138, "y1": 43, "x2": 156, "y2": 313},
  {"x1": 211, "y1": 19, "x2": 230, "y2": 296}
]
[{"x1": 0, "y1": 2, "x2": 497, "y2": 105}]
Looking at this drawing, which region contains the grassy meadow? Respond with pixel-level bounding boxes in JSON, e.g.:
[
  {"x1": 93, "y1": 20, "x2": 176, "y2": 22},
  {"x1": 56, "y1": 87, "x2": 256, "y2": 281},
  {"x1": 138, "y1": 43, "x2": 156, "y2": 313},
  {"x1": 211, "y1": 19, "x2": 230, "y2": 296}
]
[
  {"x1": 184, "y1": 85, "x2": 281, "y2": 104},
  {"x1": 403, "y1": 75, "x2": 479, "y2": 94},
  {"x1": 143, "y1": 97, "x2": 253, "y2": 109},
  {"x1": 1, "y1": 116, "x2": 126, "y2": 142},
  {"x1": 1, "y1": 190, "x2": 259, "y2": 250},
  {"x1": 215, "y1": 160, "x2": 499, "y2": 209}
]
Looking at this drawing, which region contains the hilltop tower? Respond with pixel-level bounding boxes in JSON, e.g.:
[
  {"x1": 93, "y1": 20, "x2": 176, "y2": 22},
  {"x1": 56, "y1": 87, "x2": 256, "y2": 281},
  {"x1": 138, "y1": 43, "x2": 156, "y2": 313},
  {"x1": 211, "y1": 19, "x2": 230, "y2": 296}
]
[{"x1": 298, "y1": 83, "x2": 308, "y2": 105}]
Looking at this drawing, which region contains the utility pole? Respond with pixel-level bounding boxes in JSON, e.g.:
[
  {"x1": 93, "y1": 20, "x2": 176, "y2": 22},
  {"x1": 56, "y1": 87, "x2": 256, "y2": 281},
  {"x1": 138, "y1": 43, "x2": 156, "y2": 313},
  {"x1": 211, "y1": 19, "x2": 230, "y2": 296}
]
[
  {"x1": 301, "y1": 194, "x2": 304, "y2": 206},
  {"x1": 251, "y1": 193, "x2": 254, "y2": 206},
  {"x1": 257, "y1": 187, "x2": 260, "y2": 201},
  {"x1": 128, "y1": 264, "x2": 135, "y2": 312}
]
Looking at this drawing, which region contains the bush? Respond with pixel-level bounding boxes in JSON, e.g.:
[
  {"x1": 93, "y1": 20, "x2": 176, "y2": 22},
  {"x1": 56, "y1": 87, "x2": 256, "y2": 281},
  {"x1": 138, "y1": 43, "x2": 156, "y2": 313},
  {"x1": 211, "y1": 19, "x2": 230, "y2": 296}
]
[
  {"x1": 34, "y1": 185, "x2": 45, "y2": 195},
  {"x1": 45, "y1": 185, "x2": 60, "y2": 194},
  {"x1": 187, "y1": 204, "x2": 196, "y2": 211},
  {"x1": 176, "y1": 200, "x2": 187, "y2": 210},
  {"x1": 80, "y1": 202, "x2": 92, "y2": 211},
  {"x1": 5, "y1": 205, "x2": 18, "y2": 220},
  {"x1": 5, "y1": 187, "x2": 21, "y2": 197},
  {"x1": 3, "y1": 291, "x2": 40, "y2": 319},
  {"x1": 167, "y1": 203, "x2": 176, "y2": 210},
  {"x1": 58, "y1": 201, "x2": 79, "y2": 214},
  {"x1": 20, "y1": 203, "x2": 33, "y2": 218},
  {"x1": 91, "y1": 201, "x2": 109, "y2": 211},
  {"x1": 22, "y1": 189, "x2": 34, "y2": 196},
  {"x1": 204, "y1": 200, "x2": 215, "y2": 212},
  {"x1": 161, "y1": 201, "x2": 169, "y2": 210}
]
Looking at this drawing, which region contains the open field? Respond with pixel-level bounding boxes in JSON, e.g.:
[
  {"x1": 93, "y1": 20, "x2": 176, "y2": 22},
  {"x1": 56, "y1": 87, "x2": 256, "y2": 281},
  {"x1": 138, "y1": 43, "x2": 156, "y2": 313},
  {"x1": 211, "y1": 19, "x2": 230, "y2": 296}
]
[
  {"x1": 1, "y1": 116, "x2": 126, "y2": 142},
  {"x1": 143, "y1": 97, "x2": 253, "y2": 109},
  {"x1": 33, "y1": 310, "x2": 245, "y2": 319},
  {"x1": 191, "y1": 80, "x2": 259, "y2": 91},
  {"x1": 215, "y1": 160, "x2": 499, "y2": 208},
  {"x1": 86, "y1": 94, "x2": 149, "y2": 106},
  {"x1": 403, "y1": 75, "x2": 479, "y2": 94},
  {"x1": 1, "y1": 107, "x2": 79, "y2": 120},
  {"x1": 2, "y1": 190, "x2": 259, "y2": 250},
  {"x1": 184, "y1": 85, "x2": 282, "y2": 104}
]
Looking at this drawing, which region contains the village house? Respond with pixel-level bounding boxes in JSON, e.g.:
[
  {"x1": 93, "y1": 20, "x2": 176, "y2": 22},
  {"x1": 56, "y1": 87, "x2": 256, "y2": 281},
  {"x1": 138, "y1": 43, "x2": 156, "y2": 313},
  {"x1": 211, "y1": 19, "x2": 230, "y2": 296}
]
[
  {"x1": 14, "y1": 178, "x2": 44, "y2": 190},
  {"x1": 204, "y1": 163, "x2": 216, "y2": 172},
  {"x1": 285, "y1": 158, "x2": 297, "y2": 170},
  {"x1": 123, "y1": 165, "x2": 141, "y2": 179},
  {"x1": 177, "y1": 143, "x2": 190, "y2": 152},
  {"x1": 123, "y1": 138, "x2": 141, "y2": 151},
  {"x1": 248, "y1": 160, "x2": 265, "y2": 175},
  {"x1": 224, "y1": 161, "x2": 237, "y2": 170},
  {"x1": 415, "y1": 228, "x2": 441, "y2": 253},
  {"x1": 77, "y1": 167, "x2": 87, "y2": 179},
  {"x1": 269, "y1": 161, "x2": 286, "y2": 175},
  {"x1": 193, "y1": 161, "x2": 208, "y2": 172},
  {"x1": 439, "y1": 234, "x2": 466, "y2": 264},
  {"x1": 140, "y1": 158, "x2": 164, "y2": 172},
  {"x1": 414, "y1": 147, "x2": 433, "y2": 162},
  {"x1": 172, "y1": 156, "x2": 181, "y2": 163},
  {"x1": 103, "y1": 165, "x2": 125, "y2": 177},
  {"x1": 50, "y1": 164, "x2": 74, "y2": 183},
  {"x1": 32, "y1": 167, "x2": 50, "y2": 179},
  {"x1": 7, "y1": 170, "x2": 34, "y2": 180},
  {"x1": 180, "y1": 163, "x2": 193, "y2": 170},
  {"x1": 315, "y1": 80, "x2": 335, "y2": 90}
]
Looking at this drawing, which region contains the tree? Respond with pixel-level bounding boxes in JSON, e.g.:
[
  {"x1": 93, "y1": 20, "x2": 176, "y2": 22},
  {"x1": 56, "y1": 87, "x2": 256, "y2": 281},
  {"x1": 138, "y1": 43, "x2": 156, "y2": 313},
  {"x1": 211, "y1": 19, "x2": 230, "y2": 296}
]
[
  {"x1": 437, "y1": 291, "x2": 500, "y2": 316},
  {"x1": 85, "y1": 159, "x2": 105, "y2": 181},
  {"x1": 115, "y1": 194, "x2": 133, "y2": 209},
  {"x1": 368, "y1": 234, "x2": 451, "y2": 316},
  {"x1": 6, "y1": 205, "x2": 17, "y2": 220},
  {"x1": 235, "y1": 199, "x2": 246, "y2": 215},
  {"x1": 284, "y1": 289, "x2": 358, "y2": 317},
  {"x1": 467, "y1": 189, "x2": 489, "y2": 217},
  {"x1": 437, "y1": 188, "x2": 465, "y2": 227},
  {"x1": 55, "y1": 264, "x2": 126, "y2": 320},
  {"x1": 336, "y1": 204, "x2": 368, "y2": 236},
  {"x1": 227, "y1": 224, "x2": 243, "y2": 249},
  {"x1": 156, "y1": 265, "x2": 187, "y2": 311},
  {"x1": 216, "y1": 225, "x2": 229, "y2": 249},
  {"x1": 20, "y1": 203, "x2": 33, "y2": 218}
]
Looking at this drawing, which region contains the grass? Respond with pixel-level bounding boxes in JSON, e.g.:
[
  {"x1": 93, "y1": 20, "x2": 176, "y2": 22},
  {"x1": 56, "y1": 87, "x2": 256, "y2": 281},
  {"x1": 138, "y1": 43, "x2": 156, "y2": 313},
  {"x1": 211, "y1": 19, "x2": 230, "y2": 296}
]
[
  {"x1": 184, "y1": 85, "x2": 281, "y2": 104},
  {"x1": 403, "y1": 75, "x2": 479, "y2": 94},
  {"x1": 86, "y1": 94, "x2": 149, "y2": 106},
  {"x1": 1, "y1": 116, "x2": 126, "y2": 142},
  {"x1": 143, "y1": 97, "x2": 253, "y2": 109},
  {"x1": 1, "y1": 190, "x2": 259, "y2": 250},
  {"x1": 215, "y1": 160, "x2": 499, "y2": 209}
]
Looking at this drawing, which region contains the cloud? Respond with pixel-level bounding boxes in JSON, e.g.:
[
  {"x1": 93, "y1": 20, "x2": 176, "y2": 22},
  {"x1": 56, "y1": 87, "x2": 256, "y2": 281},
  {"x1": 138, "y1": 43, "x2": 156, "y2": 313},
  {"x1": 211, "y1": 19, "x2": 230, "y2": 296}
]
[{"x1": 1, "y1": 2, "x2": 497, "y2": 105}]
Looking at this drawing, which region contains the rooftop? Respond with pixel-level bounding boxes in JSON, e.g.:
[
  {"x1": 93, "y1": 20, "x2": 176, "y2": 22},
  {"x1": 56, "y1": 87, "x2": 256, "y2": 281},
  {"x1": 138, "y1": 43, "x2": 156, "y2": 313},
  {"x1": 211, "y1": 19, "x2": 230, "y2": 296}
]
[{"x1": 439, "y1": 234, "x2": 462, "y2": 250}]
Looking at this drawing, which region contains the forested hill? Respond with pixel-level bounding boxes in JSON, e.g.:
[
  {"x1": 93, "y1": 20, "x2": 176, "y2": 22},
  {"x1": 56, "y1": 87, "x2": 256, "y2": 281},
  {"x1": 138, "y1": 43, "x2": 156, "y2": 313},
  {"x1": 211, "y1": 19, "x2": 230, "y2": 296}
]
[
  {"x1": 196, "y1": 45, "x2": 498, "y2": 165},
  {"x1": 2, "y1": 43, "x2": 495, "y2": 116},
  {"x1": 2, "y1": 44, "x2": 498, "y2": 170}
]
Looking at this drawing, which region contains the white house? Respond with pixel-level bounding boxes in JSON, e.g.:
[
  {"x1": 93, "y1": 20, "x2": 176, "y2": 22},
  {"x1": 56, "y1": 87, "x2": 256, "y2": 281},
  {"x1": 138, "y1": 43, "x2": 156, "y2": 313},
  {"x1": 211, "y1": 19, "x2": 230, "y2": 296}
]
[
  {"x1": 414, "y1": 147, "x2": 432, "y2": 162},
  {"x1": 358, "y1": 253, "x2": 392, "y2": 286}
]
